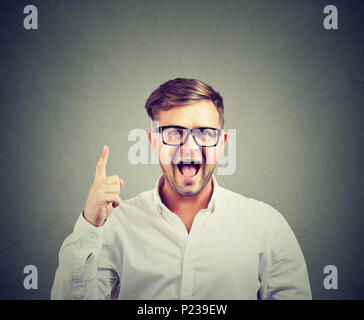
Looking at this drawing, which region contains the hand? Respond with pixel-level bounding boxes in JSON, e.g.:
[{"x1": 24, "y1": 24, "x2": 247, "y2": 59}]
[{"x1": 83, "y1": 145, "x2": 123, "y2": 227}]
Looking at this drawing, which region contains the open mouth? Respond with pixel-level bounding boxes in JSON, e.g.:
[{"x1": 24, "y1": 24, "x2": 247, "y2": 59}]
[{"x1": 176, "y1": 161, "x2": 202, "y2": 177}]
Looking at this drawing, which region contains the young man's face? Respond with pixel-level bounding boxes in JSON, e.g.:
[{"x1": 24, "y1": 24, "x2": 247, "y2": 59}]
[{"x1": 149, "y1": 99, "x2": 227, "y2": 196}]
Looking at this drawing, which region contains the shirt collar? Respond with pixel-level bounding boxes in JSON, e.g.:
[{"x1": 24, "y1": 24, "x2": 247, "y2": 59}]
[{"x1": 152, "y1": 174, "x2": 219, "y2": 215}]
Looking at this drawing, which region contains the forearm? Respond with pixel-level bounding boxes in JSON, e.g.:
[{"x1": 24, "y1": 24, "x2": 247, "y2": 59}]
[{"x1": 51, "y1": 213, "x2": 119, "y2": 300}]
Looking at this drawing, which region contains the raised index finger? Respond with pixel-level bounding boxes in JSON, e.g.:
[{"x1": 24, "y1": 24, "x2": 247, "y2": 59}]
[{"x1": 94, "y1": 145, "x2": 109, "y2": 182}]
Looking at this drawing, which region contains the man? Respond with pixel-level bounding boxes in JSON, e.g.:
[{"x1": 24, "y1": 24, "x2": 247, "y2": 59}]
[{"x1": 51, "y1": 78, "x2": 312, "y2": 299}]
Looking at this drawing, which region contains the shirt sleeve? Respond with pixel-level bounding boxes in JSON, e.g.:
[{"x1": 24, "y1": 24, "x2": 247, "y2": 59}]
[
  {"x1": 258, "y1": 213, "x2": 312, "y2": 300},
  {"x1": 51, "y1": 212, "x2": 120, "y2": 300}
]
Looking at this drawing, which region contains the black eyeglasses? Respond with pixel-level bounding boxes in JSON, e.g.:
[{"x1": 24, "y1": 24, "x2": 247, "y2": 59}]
[{"x1": 154, "y1": 126, "x2": 222, "y2": 147}]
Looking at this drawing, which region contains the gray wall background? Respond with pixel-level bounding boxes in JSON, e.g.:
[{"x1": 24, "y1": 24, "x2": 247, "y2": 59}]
[{"x1": 0, "y1": 0, "x2": 363, "y2": 299}]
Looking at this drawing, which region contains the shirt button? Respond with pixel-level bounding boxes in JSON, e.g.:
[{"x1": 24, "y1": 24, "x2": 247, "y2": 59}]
[{"x1": 90, "y1": 231, "x2": 98, "y2": 240}]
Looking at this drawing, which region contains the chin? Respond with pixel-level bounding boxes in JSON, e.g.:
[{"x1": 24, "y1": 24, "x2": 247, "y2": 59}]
[
  {"x1": 175, "y1": 185, "x2": 202, "y2": 196},
  {"x1": 161, "y1": 163, "x2": 213, "y2": 197}
]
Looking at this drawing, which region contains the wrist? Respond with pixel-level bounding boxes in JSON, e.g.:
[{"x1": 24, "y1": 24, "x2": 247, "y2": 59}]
[{"x1": 82, "y1": 209, "x2": 104, "y2": 227}]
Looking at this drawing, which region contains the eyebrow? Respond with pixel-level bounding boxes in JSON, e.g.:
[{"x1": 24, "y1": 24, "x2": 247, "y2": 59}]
[{"x1": 160, "y1": 125, "x2": 219, "y2": 129}]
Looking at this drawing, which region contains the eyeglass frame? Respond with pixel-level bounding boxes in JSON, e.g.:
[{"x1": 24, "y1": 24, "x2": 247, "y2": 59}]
[{"x1": 154, "y1": 125, "x2": 223, "y2": 147}]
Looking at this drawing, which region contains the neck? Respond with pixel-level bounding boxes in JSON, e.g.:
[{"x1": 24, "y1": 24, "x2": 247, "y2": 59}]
[{"x1": 159, "y1": 177, "x2": 214, "y2": 228}]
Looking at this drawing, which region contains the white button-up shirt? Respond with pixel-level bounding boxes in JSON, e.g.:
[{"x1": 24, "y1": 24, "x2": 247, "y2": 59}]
[{"x1": 51, "y1": 176, "x2": 312, "y2": 300}]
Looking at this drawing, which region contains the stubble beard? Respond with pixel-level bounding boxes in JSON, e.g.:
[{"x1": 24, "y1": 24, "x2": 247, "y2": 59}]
[{"x1": 160, "y1": 162, "x2": 215, "y2": 197}]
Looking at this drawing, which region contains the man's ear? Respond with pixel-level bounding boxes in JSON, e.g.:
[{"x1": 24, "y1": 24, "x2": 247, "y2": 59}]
[
  {"x1": 215, "y1": 131, "x2": 227, "y2": 159},
  {"x1": 149, "y1": 130, "x2": 159, "y2": 156},
  {"x1": 222, "y1": 131, "x2": 227, "y2": 145}
]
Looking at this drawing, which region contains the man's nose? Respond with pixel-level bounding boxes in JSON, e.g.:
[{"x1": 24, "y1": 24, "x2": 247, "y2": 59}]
[
  {"x1": 174, "y1": 133, "x2": 203, "y2": 164},
  {"x1": 181, "y1": 133, "x2": 200, "y2": 152}
]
